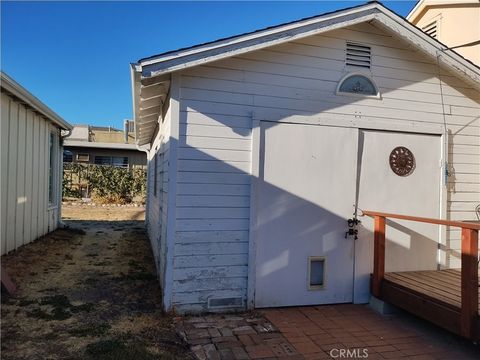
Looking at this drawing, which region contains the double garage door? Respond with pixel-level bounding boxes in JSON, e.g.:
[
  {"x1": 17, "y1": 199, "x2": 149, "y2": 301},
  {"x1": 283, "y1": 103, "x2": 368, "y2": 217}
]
[{"x1": 255, "y1": 122, "x2": 441, "y2": 308}]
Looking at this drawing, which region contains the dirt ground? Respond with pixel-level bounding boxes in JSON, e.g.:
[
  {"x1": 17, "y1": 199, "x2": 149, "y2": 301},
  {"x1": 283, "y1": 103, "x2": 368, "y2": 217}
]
[{"x1": 1, "y1": 205, "x2": 193, "y2": 360}]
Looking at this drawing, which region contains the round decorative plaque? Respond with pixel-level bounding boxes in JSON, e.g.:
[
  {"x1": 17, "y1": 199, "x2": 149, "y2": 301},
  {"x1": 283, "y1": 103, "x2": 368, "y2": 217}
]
[{"x1": 389, "y1": 146, "x2": 415, "y2": 177}]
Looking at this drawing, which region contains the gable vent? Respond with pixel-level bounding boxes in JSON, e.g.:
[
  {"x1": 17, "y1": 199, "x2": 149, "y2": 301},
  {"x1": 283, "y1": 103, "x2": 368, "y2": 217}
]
[
  {"x1": 422, "y1": 21, "x2": 437, "y2": 38},
  {"x1": 346, "y1": 42, "x2": 371, "y2": 68}
]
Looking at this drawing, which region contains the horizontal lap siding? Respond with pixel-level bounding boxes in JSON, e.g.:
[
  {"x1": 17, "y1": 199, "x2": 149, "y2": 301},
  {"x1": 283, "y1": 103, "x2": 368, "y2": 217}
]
[
  {"x1": 1, "y1": 93, "x2": 61, "y2": 255},
  {"x1": 146, "y1": 97, "x2": 171, "y2": 290},
  {"x1": 172, "y1": 22, "x2": 480, "y2": 310}
]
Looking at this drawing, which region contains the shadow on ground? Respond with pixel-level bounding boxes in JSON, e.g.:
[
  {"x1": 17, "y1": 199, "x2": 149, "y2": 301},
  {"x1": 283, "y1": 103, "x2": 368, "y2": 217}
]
[{"x1": 1, "y1": 206, "x2": 193, "y2": 360}]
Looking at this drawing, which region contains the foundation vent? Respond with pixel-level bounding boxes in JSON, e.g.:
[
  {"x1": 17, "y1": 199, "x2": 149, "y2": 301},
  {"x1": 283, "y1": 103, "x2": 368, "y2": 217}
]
[
  {"x1": 207, "y1": 297, "x2": 243, "y2": 310},
  {"x1": 346, "y1": 42, "x2": 371, "y2": 68}
]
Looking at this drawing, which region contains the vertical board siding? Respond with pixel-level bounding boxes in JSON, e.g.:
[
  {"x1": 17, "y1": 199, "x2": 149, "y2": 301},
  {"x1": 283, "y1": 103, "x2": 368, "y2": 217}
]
[
  {"x1": 24, "y1": 110, "x2": 34, "y2": 244},
  {"x1": 15, "y1": 105, "x2": 27, "y2": 248},
  {"x1": 6, "y1": 99, "x2": 18, "y2": 253},
  {"x1": 1, "y1": 95, "x2": 10, "y2": 254},
  {"x1": 30, "y1": 116, "x2": 39, "y2": 241},
  {"x1": 0, "y1": 93, "x2": 62, "y2": 255},
  {"x1": 169, "y1": 23, "x2": 480, "y2": 312}
]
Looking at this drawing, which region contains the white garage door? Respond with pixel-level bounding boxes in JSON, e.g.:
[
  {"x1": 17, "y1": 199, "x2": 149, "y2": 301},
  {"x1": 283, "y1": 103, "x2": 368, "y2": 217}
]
[{"x1": 255, "y1": 122, "x2": 441, "y2": 308}]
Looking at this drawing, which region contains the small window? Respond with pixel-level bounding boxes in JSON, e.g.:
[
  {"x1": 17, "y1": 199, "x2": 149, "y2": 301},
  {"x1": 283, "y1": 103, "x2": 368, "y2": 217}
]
[
  {"x1": 63, "y1": 150, "x2": 73, "y2": 163},
  {"x1": 337, "y1": 74, "x2": 379, "y2": 97},
  {"x1": 94, "y1": 156, "x2": 111, "y2": 166},
  {"x1": 94, "y1": 156, "x2": 128, "y2": 168},
  {"x1": 48, "y1": 132, "x2": 56, "y2": 204},
  {"x1": 112, "y1": 156, "x2": 128, "y2": 168},
  {"x1": 308, "y1": 257, "x2": 326, "y2": 290}
]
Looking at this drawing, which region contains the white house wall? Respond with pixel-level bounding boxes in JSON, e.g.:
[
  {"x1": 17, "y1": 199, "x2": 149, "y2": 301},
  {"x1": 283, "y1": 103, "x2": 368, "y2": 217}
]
[
  {"x1": 168, "y1": 22, "x2": 480, "y2": 312},
  {"x1": 1, "y1": 92, "x2": 63, "y2": 255},
  {"x1": 146, "y1": 95, "x2": 172, "y2": 297}
]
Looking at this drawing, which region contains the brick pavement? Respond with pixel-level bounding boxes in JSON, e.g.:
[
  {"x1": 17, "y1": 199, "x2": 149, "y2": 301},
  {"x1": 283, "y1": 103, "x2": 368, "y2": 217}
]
[{"x1": 175, "y1": 304, "x2": 479, "y2": 359}]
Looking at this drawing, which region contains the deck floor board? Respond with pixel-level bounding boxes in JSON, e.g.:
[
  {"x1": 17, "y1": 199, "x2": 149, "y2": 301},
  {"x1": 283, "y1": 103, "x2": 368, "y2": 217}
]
[{"x1": 380, "y1": 269, "x2": 480, "y2": 340}]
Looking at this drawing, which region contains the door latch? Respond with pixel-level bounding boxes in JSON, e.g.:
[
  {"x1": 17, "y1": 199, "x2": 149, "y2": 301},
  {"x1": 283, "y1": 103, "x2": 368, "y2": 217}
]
[{"x1": 345, "y1": 218, "x2": 361, "y2": 240}]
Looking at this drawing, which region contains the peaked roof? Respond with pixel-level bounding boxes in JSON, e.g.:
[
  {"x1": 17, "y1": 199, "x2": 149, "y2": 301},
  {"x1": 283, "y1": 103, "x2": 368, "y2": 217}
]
[{"x1": 131, "y1": 1, "x2": 480, "y2": 146}]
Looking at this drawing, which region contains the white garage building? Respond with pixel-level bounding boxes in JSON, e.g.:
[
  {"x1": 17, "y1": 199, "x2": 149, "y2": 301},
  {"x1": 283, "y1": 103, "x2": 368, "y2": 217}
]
[{"x1": 131, "y1": 2, "x2": 480, "y2": 313}]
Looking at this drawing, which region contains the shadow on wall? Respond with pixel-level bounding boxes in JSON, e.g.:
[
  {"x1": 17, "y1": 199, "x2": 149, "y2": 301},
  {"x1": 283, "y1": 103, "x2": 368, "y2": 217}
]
[
  {"x1": 148, "y1": 122, "x2": 446, "y2": 310},
  {"x1": 147, "y1": 49, "x2": 479, "y2": 309}
]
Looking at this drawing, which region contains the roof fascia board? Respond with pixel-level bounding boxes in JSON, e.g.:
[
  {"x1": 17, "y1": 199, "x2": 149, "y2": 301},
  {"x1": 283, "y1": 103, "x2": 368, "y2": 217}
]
[
  {"x1": 140, "y1": 3, "x2": 378, "y2": 68},
  {"x1": 63, "y1": 140, "x2": 140, "y2": 150},
  {"x1": 1, "y1": 72, "x2": 72, "y2": 130},
  {"x1": 407, "y1": 0, "x2": 425, "y2": 21},
  {"x1": 130, "y1": 64, "x2": 143, "y2": 145},
  {"x1": 141, "y1": 8, "x2": 379, "y2": 77}
]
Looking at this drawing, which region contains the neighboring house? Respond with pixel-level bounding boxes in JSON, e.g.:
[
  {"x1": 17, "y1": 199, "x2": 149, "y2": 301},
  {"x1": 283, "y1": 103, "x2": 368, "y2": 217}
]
[
  {"x1": 1, "y1": 71, "x2": 72, "y2": 255},
  {"x1": 131, "y1": 2, "x2": 480, "y2": 313},
  {"x1": 63, "y1": 122, "x2": 147, "y2": 169},
  {"x1": 407, "y1": 0, "x2": 480, "y2": 65}
]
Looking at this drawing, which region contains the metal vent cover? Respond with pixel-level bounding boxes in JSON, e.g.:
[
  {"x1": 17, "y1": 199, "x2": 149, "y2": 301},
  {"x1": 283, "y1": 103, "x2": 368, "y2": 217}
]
[
  {"x1": 207, "y1": 297, "x2": 243, "y2": 309},
  {"x1": 346, "y1": 42, "x2": 371, "y2": 68},
  {"x1": 422, "y1": 21, "x2": 437, "y2": 38}
]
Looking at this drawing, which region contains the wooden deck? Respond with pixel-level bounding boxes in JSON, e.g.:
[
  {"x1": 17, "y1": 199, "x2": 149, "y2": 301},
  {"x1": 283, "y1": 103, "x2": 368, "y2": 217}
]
[
  {"x1": 362, "y1": 210, "x2": 479, "y2": 340},
  {"x1": 381, "y1": 269, "x2": 480, "y2": 340}
]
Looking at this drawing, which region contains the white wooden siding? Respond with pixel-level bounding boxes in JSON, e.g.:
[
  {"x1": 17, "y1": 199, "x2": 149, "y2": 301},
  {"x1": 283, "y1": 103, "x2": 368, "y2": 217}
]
[
  {"x1": 170, "y1": 22, "x2": 479, "y2": 312},
  {"x1": 0, "y1": 93, "x2": 63, "y2": 255},
  {"x1": 146, "y1": 95, "x2": 172, "y2": 294}
]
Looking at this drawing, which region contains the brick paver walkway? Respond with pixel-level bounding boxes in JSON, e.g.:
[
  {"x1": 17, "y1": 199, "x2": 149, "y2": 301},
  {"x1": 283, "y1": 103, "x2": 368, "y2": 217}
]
[
  {"x1": 176, "y1": 304, "x2": 479, "y2": 359},
  {"x1": 176, "y1": 313, "x2": 301, "y2": 359}
]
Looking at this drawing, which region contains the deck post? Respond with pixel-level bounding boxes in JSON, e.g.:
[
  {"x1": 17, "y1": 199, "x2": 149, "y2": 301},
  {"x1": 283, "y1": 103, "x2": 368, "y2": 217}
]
[
  {"x1": 460, "y1": 228, "x2": 478, "y2": 339},
  {"x1": 372, "y1": 215, "x2": 386, "y2": 298}
]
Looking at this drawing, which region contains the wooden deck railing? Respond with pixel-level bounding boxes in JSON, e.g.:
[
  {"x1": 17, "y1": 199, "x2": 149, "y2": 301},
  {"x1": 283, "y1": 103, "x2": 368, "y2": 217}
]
[{"x1": 362, "y1": 210, "x2": 480, "y2": 339}]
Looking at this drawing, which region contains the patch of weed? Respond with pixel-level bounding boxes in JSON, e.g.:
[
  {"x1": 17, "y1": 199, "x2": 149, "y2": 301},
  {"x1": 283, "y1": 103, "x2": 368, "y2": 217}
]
[
  {"x1": 28, "y1": 295, "x2": 94, "y2": 320},
  {"x1": 26, "y1": 308, "x2": 70, "y2": 321},
  {"x1": 128, "y1": 260, "x2": 145, "y2": 271},
  {"x1": 94, "y1": 261, "x2": 112, "y2": 267},
  {"x1": 66, "y1": 227, "x2": 86, "y2": 235},
  {"x1": 69, "y1": 323, "x2": 110, "y2": 337},
  {"x1": 18, "y1": 299, "x2": 37, "y2": 307},
  {"x1": 85, "y1": 339, "x2": 156, "y2": 360},
  {"x1": 71, "y1": 303, "x2": 95, "y2": 313},
  {"x1": 44, "y1": 332, "x2": 58, "y2": 340},
  {"x1": 41, "y1": 295, "x2": 71, "y2": 308},
  {"x1": 127, "y1": 272, "x2": 156, "y2": 281}
]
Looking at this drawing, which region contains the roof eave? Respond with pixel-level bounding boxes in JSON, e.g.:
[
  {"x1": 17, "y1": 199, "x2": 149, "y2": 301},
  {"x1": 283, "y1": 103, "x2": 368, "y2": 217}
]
[
  {"x1": 0, "y1": 71, "x2": 72, "y2": 130},
  {"x1": 140, "y1": 5, "x2": 380, "y2": 77}
]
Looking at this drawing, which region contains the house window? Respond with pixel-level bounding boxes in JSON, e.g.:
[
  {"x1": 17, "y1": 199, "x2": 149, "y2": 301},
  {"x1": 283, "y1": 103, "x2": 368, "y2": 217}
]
[
  {"x1": 112, "y1": 156, "x2": 129, "y2": 168},
  {"x1": 337, "y1": 74, "x2": 379, "y2": 97},
  {"x1": 308, "y1": 257, "x2": 326, "y2": 290},
  {"x1": 94, "y1": 156, "x2": 128, "y2": 168},
  {"x1": 48, "y1": 132, "x2": 56, "y2": 204},
  {"x1": 63, "y1": 150, "x2": 73, "y2": 163}
]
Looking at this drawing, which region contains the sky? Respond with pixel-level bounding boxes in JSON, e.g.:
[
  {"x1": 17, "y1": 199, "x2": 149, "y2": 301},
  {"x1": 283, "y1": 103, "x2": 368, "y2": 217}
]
[{"x1": 1, "y1": 1, "x2": 417, "y2": 128}]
